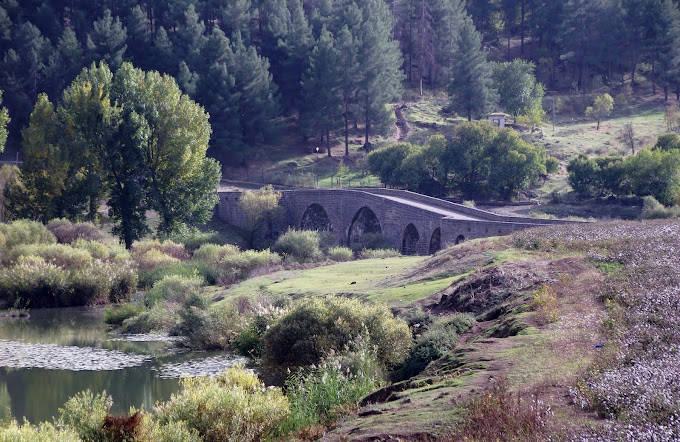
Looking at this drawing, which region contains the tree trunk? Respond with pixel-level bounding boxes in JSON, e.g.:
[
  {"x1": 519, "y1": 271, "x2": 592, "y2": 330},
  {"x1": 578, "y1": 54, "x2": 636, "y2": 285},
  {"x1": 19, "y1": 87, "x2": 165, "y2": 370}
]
[
  {"x1": 364, "y1": 95, "x2": 370, "y2": 150},
  {"x1": 520, "y1": 0, "x2": 525, "y2": 54},
  {"x1": 326, "y1": 128, "x2": 331, "y2": 157},
  {"x1": 344, "y1": 100, "x2": 349, "y2": 157},
  {"x1": 597, "y1": 118, "x2": 600, "y2": 130}
]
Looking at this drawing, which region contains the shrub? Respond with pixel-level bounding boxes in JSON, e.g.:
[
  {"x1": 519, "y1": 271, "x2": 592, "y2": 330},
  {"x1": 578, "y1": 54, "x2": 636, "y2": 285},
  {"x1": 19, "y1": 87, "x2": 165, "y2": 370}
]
[
  {"x1": 262, "y1": 297, "x2": 412, "y2": 369},
  {"x1": 282, "y1": 343, "x2": 383, "y2": 433},
  {"x1": 154, "y1": 366, "x2": 289, "y2": 442},
  {"x1": 138, "y1": 261, "x2": 221, "y2": 289},
  {"x1": 641, "y1": 195, "x2": 680, "y2": 219},
  {"x1": 350, "y1": 232, "x2": 391, "y2": 251},
  {"x1": 7, "y1": 243, "x2": 93, "y2": 268},
  {"x1": 105, "y1": 303, "x2": 143, "y2": 325},
  {"x1": 46, "y1": 218, "x2": 105, "y2": 244},
  {"x1": 219, "y1": 250, "x2": 282, "y2": 283},
  {"x1": 0, "y1": 421, "x2": 80, "y2": 442},
  {"x1": 72, "y1": 239, "x2": 130, "y2": 262},
  {"x1": 144, "y1": 275, "x2": 203, "y2": 308},
  {"x1": 172, "y1": 301, "x2": 238, "y2": 350},
  {"x1": 359, "y1": 248, "x2": 401, "y2": 259},
  {"x1": 133, "y1": 240, "x2": 189, "y2": 261},
  {"x1": 121, "y1": 303, "x2": 180, "y2": 334},
  {"x1": 272, "y1": 229, "x2": 322, "y2": 263},
  {"x1": 57, "y1": 390, "x2": 112, "y2": 441},
  {"x1": 396, "y1": 313, "x2": 475, "y2": 380},
  {"x1": 0, "y1": 220, "x2": 56, "y2": 248},
  {"x1": 326, "y1": 246, "x2": 353, "y2": 262},
  {"x1": 191, "y1": 244, "x2": 240, "y2": 263},
  {"x1": 169, "y1": 229, "x2": 228, "y2": 251},
  {"x1": 135, "y1": 249, "x2": 180, "y2": 270},
  {"x1": 532, "y1": 285, "x2": 559, "y2": 324}
]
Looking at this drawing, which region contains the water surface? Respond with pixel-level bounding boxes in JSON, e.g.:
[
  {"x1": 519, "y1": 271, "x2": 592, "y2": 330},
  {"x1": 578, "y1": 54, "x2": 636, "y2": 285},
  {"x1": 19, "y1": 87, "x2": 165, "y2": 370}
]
[{"x1": 0, "y1": 308, "x2": 245, "y2": 423}]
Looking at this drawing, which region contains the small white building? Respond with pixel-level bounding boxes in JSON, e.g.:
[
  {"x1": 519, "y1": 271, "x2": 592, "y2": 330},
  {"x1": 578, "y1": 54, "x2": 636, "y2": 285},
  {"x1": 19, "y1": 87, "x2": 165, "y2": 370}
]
[{"x1": 488, "y1": 112, "x2": 514, "y2": 128}]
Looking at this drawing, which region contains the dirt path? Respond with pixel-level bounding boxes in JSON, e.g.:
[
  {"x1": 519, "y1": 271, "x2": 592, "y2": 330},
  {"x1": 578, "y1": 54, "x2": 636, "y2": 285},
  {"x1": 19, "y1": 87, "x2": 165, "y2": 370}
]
[{"x1": 394, "y1": 104, "x2": 410, "y2": 142}]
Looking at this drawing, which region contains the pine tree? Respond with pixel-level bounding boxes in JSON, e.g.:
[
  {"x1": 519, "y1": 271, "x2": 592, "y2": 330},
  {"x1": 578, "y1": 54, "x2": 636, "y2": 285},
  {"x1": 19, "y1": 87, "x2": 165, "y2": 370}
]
[
  {"x1": 153, "y1": 26, "x2": 175, "y2": 74},
  {"x1": 174, "y1": 4, "x2": 207, "y2": 67},
  {"x1": 177, "y1": 60, "x2": 199, "y2": 96},
  {"x1": 448, "y1": 17, "x2": 495, "y2": 121},
  {"x1": 220, "y1": 0, "x2": 252, "y2": 42},
  {"x1": 126, "y1": 5, "x2": 152, "y2": 70},
  {"x1": 301, "y1": 26, "x2": 342, "y2": 155},
  {"x1": 87, "y1": 9, "x2": 127, "y2": 69}
]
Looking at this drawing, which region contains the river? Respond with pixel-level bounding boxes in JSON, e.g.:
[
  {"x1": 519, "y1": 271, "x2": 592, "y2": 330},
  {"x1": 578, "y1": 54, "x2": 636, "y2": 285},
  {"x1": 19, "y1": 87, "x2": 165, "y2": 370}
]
[{"x1": 0, "y1": 307, "x2": 246, "y2": 423}]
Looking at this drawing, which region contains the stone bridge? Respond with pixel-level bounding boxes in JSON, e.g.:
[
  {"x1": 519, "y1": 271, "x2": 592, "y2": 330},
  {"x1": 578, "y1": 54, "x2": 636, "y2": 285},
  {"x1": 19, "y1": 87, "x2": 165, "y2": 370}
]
[{"x1": 216, "y1": 188, "x2": 577, "y2": 255}]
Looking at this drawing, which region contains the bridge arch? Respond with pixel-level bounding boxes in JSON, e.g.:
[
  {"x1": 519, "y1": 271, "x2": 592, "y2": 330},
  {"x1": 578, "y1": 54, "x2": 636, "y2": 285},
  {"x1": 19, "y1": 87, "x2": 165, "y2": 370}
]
[
  {"x1": 401, "y1": 224, "x2": 420, "y2": 255},
  {"x1": 456, "y1": 234, "x2": 465, "y2": 245},
  {"x1": 429, "y1": 228, "x2": 441, "y2": 254},
  {"x1": 300, "y1": 203, "x2": 333, "y2": 231},
  {"x1": 347, "y1": 206, "x2": 382, "y2": 247}
]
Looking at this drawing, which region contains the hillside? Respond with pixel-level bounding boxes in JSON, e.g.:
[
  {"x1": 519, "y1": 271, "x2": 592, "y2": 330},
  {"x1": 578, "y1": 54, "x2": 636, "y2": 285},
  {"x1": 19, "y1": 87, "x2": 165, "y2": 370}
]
[{"x1": 210, "y1": 220, "x2": 680, "y2": 440}]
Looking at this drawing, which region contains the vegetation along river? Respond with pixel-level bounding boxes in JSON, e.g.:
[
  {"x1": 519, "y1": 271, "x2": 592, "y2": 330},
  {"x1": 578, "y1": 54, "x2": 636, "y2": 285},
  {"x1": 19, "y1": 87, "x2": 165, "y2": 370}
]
[{"x1": 0, "y1": 307, "x2": 246, "y2": 423}]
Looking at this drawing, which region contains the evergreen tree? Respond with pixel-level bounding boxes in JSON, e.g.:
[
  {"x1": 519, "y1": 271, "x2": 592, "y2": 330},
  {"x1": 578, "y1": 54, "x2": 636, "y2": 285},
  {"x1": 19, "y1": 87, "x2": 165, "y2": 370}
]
[
  {"x1": 301, "y1": 26, "x2": 342, "y2": 155},
  {"x1": 87, "y1": 9, "x2": 127, "y2": 69},
  {"x1": 177, "y1": 60, "x2": 199, "y2": 96},
  {"x1": 448, "y1": 17, "x2": 495, "y2": 121},
  {"x1": 173, "y1": 4, "x2": 207, "y2": 68},
  {"x1": 153, "y1": 26, "x2": 175, "y2": 74},
  {"x1": 126, "y1": 5, "x2": 152, "y2": 70},
  {"x1": 220, "y1": 0, "x2": 252, "y2": 42}
]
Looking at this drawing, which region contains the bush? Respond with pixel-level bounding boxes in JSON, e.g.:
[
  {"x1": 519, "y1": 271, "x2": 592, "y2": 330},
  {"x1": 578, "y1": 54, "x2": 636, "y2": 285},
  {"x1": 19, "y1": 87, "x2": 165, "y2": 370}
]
[
  {"x1": 0, "y1": 421, "x2": 80, "y2": 442},
  {"x1": 219, "y1": 250, "x2": 282, "y2": 283},
  {"x1": 262, "y1": 297, "x2": 411, "y2": 369},
  {"x1": 57, "y1": 390, "x2": 112, "y2": 441},
  {"x1": 154, "y1": 366, "x2": 289, "y2": 442},
  {"x1": 72, "y1": 239, "x2": 130, "y2": 262},
  {"x1": 135, "y1": 249, "x2": 180, "y2": 270},
  {"x1": 350, "y1": 232, "x2": 391, "y2": 251},
  {"x1": 396, "y1": 313, "x2": 475, "y2": 380},
  {"x1": 359, "y1": 248, "x2": 401, "y2": 259},
  {"x1": 121, "y1": 303, "x2": 180, "y2": 334},
  {"x1": 6, "y1": 243, "x2": 93, "y2": 268},
  {"x1": 133, "y1": 240, "x2": 189, "y2": 261},
  {"x1": 641, "y1": 195, "x2": 680, "y2": 219},
  {"x1": 282, "y1": 343, "x2": 383, "y2": 433},
  {"x1": 46, "y1": 218, "x2": 105, "y2": 244},
  {"x1": 327, "y1": 246, "x2": 353, "y2": 262},
  {"x1": 272, "y1": 229, "x2": 322, "y2": 263},
  {"x1": 105, "y1": 303, "x2": 143, "y2": 325},
  {"x1": 191, "y1": 244, "x2": 240, "y2": 263},
  {"x1": 144, "y1": 275, "x2": 203, "y2": 308},
  {"x1": 0, "y1": 220, "x2": 56, "y2": 248},
  {"x1": 169, "y1": 229, "x2": 229, "y2": 251},
  {"x1": 138, "y1": 261, "x2": 221, "y2": 289},
  {"x1": 172, "y1": 300, "x2": 238, "y2": 350}
]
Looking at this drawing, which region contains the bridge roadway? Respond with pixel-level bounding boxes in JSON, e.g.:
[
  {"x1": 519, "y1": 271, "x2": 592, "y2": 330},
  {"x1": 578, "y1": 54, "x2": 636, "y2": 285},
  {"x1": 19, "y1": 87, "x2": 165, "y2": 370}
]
[{"x1": 216, "y1": 187, "x2": 576, "y2": 255}]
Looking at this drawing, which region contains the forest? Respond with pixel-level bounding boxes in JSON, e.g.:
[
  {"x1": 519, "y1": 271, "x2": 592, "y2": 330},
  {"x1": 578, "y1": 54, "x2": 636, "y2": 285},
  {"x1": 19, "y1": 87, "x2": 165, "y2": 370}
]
[{"x1": 2, "y1": 0, "x2": 680, "y2": 166}]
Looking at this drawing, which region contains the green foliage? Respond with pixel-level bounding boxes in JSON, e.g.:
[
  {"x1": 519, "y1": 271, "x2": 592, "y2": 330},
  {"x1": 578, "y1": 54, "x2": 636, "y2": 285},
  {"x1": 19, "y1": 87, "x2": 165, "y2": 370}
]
[
  {"x1": 449, "y1": 17, "x2": 495, "y2": 121},
  {"x1": 655, "y1": 133, "x2": 680, "y2": 152},
  {"x1": 121, "y1": 303, "x2": 179, "y2": 334},
  {"x1": 57, "y1": 390, "x2": 112, "y2": 441},
  {"x1": 326, "y1": 246, "x2": 354, "y2": 262},
  {"x1": 137, "y1": 261, "x2": 220, "y2": 289},
  {"x1": 0, "y1": 220, "x2": 56, "y2": 248},
  {"x1": 238, "y1": 185, "x2": 282, "y2": 248},
  {"x1": 172, "y1": 298, "x2": 238, "y2": 350},
  {"x1": 104, "y1": 303, "x2": 143, "y2": 325},
  {"x1": 169, "y1": 230, "x2": 229, "y2": 251},
  {"x1": 262, "y1": 296, "x2": 411, "y2": 369},
  {"x1": 144, "y1": 275, "x2": 203, "y2": 308},
  {"x1": 350, "y1": 232, "x2": 392, "y2": 252},
  {"x1": 641, "y1": 196, "x2": 680, "y2": 219},
  {"x1": 367, "y1": 143, "x2": 414, "y2": 187},
  {"x1": 219, "y1": 249, "x2": 283, "y2": 283},
  {"x1": 0, "y1": 90, "x2": 8, "y2": 154},
  {"x1": 491, "y1": 60, "x2": 545, "y2": 117},
  {"x1": 191, "y1": 244, "x2": 240, "y2": 263},
  {"x1": 154, "y1": 367, "x2": 289, "y2": 442},
  {"x1": 585, "y1": 93, "x2": 614, "y2": 130},
  {"x1": 272, "y1": 229, "x2": 322, "y2": 263},
  {"x1": 545, "y1": 157, "x2": 560, "y2": 174},
  {"x1": 282, "y1": 342, "x2": 384, "y2": 433},
  {"x1": 0, "y1": 421, "x2": 80, "y2": 441}
]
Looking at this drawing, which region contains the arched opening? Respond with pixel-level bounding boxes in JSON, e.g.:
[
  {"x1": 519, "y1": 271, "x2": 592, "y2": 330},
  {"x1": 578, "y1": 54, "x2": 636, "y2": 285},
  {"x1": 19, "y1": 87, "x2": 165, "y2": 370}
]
[
  {"x1": 429, "y1": 228, "x2": 441, "y2": 254},
  {"x1": 401, "y1": 224, "x2": 420, "y2": 255},
  {"x1": 300, "y1": 203, "x2": 333, "y2": 232},
  {"x1": 347, "y1": 206, "x2": 382, "y2": 247},
  {"x1": 455, "y1": 234, "x2": 465, "y2": 245}
]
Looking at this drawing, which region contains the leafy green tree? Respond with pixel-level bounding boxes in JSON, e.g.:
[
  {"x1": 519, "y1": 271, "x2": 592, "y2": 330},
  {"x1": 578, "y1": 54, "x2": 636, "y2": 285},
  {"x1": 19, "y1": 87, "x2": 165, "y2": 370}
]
[
  {"x1": 567, "y1": 155, "x2": 601, "y2": 197},
  {"x1": 367, "y1": 142, "x2": 414, "y2": 187},
  {"x1": 625, "y1": 148, "x2": 680, "y2": 205},
  {"x1": 491, "y1": 60, "x2": 545, "y2": 116},
  {"x1": 655, "y1": 133, "x2": 680, "y2": 151},
  {"x1": 585, "y1": 93, "x2": 614, "y2": 130},
  {"x1": 487, "y1": 128, "x2": 546, "y2": 199},
  {"x1": 447, "y1": 121, "x2": 496, "y2": 198},
  {"x1": 87, "y1": 10, "x2": 127, "y2": 69},
  {"x1": 448, "y1": 17, "x2": 495, "y2": 121},
  {"x1": 238, "y1": 185, "x2": 282, "y2": 248}
]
